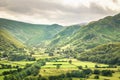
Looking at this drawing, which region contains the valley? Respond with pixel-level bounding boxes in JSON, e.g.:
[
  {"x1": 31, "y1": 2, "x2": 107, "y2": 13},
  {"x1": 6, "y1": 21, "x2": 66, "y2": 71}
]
[{"x1": 0, "y1": 13, "x2": 120, "y2": 80}]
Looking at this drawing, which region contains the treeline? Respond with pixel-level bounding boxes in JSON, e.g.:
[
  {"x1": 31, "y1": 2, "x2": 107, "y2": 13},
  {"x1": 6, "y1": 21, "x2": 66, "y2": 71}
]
[
  {"x1": 3, "y1": 60, "x2": 45, "y2": 80},
  {"x1": 40, "y1": 69, "x2": 113, "y2": 80},
  {"x1": 77, "y1": 43, "x2": 120, "y2": 65},
  {"x1": 0, "y1": 64, "x2": 19, "y2": 69},
  {"x1": 8, "y1": 54, "x2": 36, "y2": 61},
  {"x1": 5, "y1": 69, "x2": 113, "y2": 80},
  {"x1": 0, "y1": 47, "x2": 36, "y2": 61}
]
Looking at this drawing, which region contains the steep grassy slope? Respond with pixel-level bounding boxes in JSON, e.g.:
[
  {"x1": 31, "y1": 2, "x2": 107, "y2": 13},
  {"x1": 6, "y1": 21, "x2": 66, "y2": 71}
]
[
  {"x1": 0, "y1": 29, "x2": 24, "y2": 56},
  {"x1": 0, "y1": 18, "x2": 64, "y2": 46},
  {"x1": 49, "y1": 25, "x2": 81, "y2": 47},
  {"x1": 78, "y1": 42, "x2": 120, "y2": 65},
  {"x1": 48, "y1": 13, "x2": 120, "y2": 52},
  {"x1": 0, "y1": 29, "x2": 24, "y2": 48}
]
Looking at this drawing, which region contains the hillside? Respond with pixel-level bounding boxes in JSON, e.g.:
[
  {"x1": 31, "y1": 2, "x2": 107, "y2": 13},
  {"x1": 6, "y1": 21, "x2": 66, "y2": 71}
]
[
  {"x1": 0, "y1": 29, "x2": 25, "y2": 58},
  {"x1": 78, "y1": 42, "x2": 120, "y2": 65},
  {"x1": 0, "y1": 18, "x2": 64, "y2": 46},
  {"x1": 48, "y1": 13, "x2": 120, "y2": 53},
  {"x1": 0, "y1": 29, "x2": 24, "y2": 48},
  {"x1": 48, "y1": 25, "x2": 81, "y2": 48}
]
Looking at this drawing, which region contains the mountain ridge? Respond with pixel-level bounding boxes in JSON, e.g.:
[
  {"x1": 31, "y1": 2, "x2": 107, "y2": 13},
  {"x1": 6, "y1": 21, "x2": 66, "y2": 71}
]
[{"x1": 0, "y1": 18, "x2": 64, "y2": 46}]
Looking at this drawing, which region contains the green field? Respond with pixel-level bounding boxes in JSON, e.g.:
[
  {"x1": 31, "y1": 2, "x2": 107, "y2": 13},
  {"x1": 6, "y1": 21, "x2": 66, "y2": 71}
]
[
  {"x1": 39, "y1": 58, "x2": 120, "y2": 80},
  {"x1": 0, "y1": 60, "x2": 35, "y2": 68},
  {"x1": 42, "y1": 58, "x2": 108, "y2": 69},
  {"x1": 0, "y1": 60, "x2": 35, "y2": 80},
  {"x1": 0, "y1": 58, "x2": 120, "y2": 80},
  {"x1": 41, "y1": 58, "x2": 104, "y2": 76}
]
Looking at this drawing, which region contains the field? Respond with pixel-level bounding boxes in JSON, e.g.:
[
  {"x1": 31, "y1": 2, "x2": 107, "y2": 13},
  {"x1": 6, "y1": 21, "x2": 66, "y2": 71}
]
[
  {"x1": 40, "y1": 58, "x2": 120, "y2": 80},
  {"x1": 0, "y1": 60, "x2": 35, "y2": 80},
  {"x1": 0, "y1": 60, "x2": 35, "y2": 68},
  {"x1": 0, "y1": 57, "x2": 120, "y2": 80}
]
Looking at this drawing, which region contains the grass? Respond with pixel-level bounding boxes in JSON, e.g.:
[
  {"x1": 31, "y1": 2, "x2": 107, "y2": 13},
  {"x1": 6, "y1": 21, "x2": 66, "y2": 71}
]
[
  {"x1": 0, "y1": 29, "x2": 24, "y2": 48},
  {"x1": 40, "y1": 58, "x2": 109, "y2": 78},
  {"x1": 0, "y1": 60, "x2": 35, "y2": 80},
  {"x1": 32, "y1": 54, "x2": 60, "y2": 60},
  {"x1": 42, "y1": 58, "x2": 107, "y2": 69},
  {"x1": 40, "y1": 58, "x2": 120, "y2": 80},
  {"x1": 40, "y1": 69, "x2": 76, "y2": 77},
  {"x1": 32, "y1": 54, "x2": 51, "y2": 60},
  {"x1": 0, "y1": 76, "x2": 4, "y2": 80},
  {"x1": 0, "y1": 58, "x2": 119, "y2": 80},
  {"x1": 0, "y1": 60, "x2": 35, "y2": 68},
  {"x1": 89, "y1": 72, "x2": 120, "y2": 80}
]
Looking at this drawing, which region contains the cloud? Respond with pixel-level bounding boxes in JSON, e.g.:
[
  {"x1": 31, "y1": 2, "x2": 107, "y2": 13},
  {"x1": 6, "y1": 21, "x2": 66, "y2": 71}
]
[
  {"x1": 112, "y1": 0, "x2": 118, "y2": 3},
  {"x1": 0, "y1": 0, "x2": 120, "y2": 25}
]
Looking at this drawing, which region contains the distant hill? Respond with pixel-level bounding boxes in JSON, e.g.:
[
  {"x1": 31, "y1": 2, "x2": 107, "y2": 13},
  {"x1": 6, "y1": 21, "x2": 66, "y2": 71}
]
[
  {"x1": 48, "y1": 13, "x2": 120, "y2": 52},
  {"x1": 0, "y1": 18, "x2": 64, "y2": 46}
]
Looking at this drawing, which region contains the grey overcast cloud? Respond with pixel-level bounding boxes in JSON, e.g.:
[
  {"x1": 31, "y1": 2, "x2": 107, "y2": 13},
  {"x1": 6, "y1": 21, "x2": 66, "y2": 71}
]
[{"x1": 0, "y1": 0, "x2": 120, "y2": 25}]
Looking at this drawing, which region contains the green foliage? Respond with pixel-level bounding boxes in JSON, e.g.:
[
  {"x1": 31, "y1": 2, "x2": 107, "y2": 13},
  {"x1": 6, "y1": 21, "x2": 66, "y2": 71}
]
[
  {"x1": 48, "y1": 53, "x2": 54, "y2": 56},
  {"x1": 77, "y1": 66, "x2": 83, "y2": 69},
  {"x1": 93, "y1": 70, "x2": 100, "y2": 75},
  {"x1": 0, "y1": 18, "x2": 63, "y2": 46},
  {"x1": 68, "y1": 60, "x2": 72, "y2": 64},
  {"x1": 0, "y1": 29, "x2": 29, "y2": 61},
  {"x1": 78, "y1": 42, "x2": 120, "y2": 65},
  {"x1": 101, "y1": 70, "x2": 113, "y2": 76},
  {"x1": 3, "y1": 59, "x2": 46, "y2": 80},
  {"x1": 48, "y1": 13, "x2": 120, "y2": 57},
  {"x1": 94, "y1": 75, "x2": 99, "y2": 79},
  {"x1": 49, "y1": 25, "x2": 81, "y2": 48}
]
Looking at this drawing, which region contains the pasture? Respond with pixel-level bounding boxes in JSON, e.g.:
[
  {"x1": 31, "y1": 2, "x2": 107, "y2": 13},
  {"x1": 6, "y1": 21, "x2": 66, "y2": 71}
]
[
  {"x1": 40, "y1": 58, "x2": 120, "y2": 80},
  {"x1": 40, "y1": 58, "x2": 107, "y2": 76}
]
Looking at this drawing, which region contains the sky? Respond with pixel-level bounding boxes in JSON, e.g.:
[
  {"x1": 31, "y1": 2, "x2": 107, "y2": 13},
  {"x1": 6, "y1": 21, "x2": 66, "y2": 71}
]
[{"x1": 0, "y1": 0, "x2": 120, "y2": 26}]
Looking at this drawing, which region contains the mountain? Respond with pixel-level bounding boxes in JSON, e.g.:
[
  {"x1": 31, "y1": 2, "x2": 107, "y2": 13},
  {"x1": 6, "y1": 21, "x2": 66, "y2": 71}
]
[
  {"x1": 48, "y1": 24, "x2": 81, "y2": 48},
  {"x1": 0, "y1": 18, "x2": 64, "y2": 46},
  {"x1": 48, "y1": 13, "x2": 120, "y2": 52},
  {"x1": 77, "y1": 42, "x2": 120, "y2": 65},
  {"x1": 0, "y1": 29, "x2": 24, "y2": 57}
]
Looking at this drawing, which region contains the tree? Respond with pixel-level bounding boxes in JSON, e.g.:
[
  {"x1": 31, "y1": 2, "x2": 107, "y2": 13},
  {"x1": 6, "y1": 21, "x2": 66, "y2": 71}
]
[
  {"x1": 69, "y1": 60, "x2": 72, "y2": 64},
  {"x1": 94, "y1": 75, "x2": 99, "y2": 79},
  {"x1": 95, "y1": 64, "x2": 99, "y2": 68},
  {"x1": 49, "y1": 53, "x2": 54, "y2": 56},
  {"x1": 30, "y1": 51, "x2": 34, "y2": 57},
  {"x1": 82, "y1": 69, "x2": 92, "y2": 75},
  {"x1": 93, "y1": 69, "x2": 100, "y2": 75},
  {"x1": 78, "y1": 66, "x2": 83, "y2": 69},
  {"x1": 85, "y1": 65, "x2": 88, "y2": 68},
  {"x1": 101, "y1": 70, "x2": 112, "y2": 76},
  {"x1": 4, "y1": 75, "x2": 9, "y2": 80}
]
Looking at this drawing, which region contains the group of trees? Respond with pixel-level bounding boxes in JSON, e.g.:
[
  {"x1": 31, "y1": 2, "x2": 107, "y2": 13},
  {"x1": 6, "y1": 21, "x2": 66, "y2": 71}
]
[
  {"x1": 93, "y1": 69, "x2": 113, "y2": 76},
  {"x1": 3, "y1": 59, "x2": 46, "y2": 80},
  {"x1": 8, "y1": 54, "x2": 35, "y2": 61},
  {"x1": 47, "y1": 69, "x2": 114, "y2": 80},
  {"x1": 78, "y1": 43, "x2": 120, "y2": 65},
  {"x1": 66, "y1": 69, "x2": 92, "y2": 78},
  {"x1": 3, "y1": 57, "x2": 63, "y2": 80},
  {"x1": 0, "y1": 64, "x2": 12, "y2": 69},
  {"x1": 2, "y1": 68, "x2": 22, "y2": 75},
  {"x1": 0, "y1": 63, "x2": 20, "y2": 69}
]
